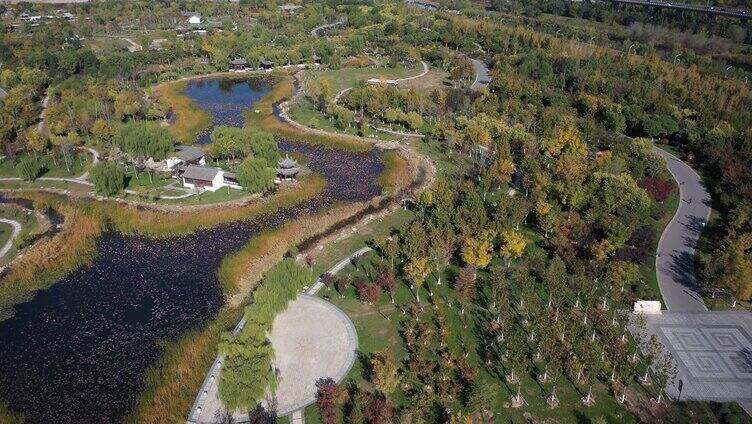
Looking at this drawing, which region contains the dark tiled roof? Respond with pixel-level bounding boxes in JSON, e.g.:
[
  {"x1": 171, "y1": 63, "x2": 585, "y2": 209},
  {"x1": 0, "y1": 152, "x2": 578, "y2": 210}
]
[
  {"x1": 176, "y1": 145, "x2": 205, "y2": 162},
  {"x1": 182, "y1": 165, "x2": 220, "y2": 181}
]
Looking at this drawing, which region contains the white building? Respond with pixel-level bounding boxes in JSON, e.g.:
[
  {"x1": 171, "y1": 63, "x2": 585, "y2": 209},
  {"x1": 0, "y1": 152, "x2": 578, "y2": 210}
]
[
  {"x1": 186, "y1": 13, "x2": 203, "y2": 25},
  {"x1": 180, "y1": 165, "x2": 241, "y2": 192}
]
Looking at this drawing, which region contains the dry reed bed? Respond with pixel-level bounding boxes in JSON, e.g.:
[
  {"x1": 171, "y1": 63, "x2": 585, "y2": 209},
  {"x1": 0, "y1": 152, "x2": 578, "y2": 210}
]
[{"x1": 0, "y1": 199, "x2": 103, "y2": 320}]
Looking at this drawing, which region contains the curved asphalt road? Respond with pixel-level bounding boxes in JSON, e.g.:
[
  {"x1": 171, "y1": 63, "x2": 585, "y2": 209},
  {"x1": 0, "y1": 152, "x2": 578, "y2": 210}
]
[
  {"x1": 653, "y1": 146, "x2": 711, "y2": 311},
  {"x1": 470, "y1": 58, "x2": 490, "y2": 90}
]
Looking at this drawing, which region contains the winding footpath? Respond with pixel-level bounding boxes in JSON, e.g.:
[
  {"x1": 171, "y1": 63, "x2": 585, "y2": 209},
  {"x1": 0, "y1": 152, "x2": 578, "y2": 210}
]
[
  {"x1": 653, "y1": 146, "x2": 711, "y2": 312},
  {"x1": 310, "y1": 17, "x2": 346, "y2": 37},
  {"x1": 331, "y1": 60, "x2": 430, "y2": 104},
  {"x1": 0, "y1": 218, "x2": 22, "y2": 261}
]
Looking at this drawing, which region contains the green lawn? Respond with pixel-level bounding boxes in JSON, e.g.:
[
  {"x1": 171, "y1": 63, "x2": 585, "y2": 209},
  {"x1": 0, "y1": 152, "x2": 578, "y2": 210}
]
[
  {"x1": 123, "y1": 171, "x2": 173, "y2": 190},
  {"x1": 310, "y1": 209, "x2": 414, "y2": 277},
  {"x1": 0, "y1": 152, "x2": 91, "y2": 178},
  {"x1": 0, "y1": 179, "x2": 93, "y2": 193},
  {"x1": 288, "y1": 101, "x2": 398, "y2": 141},
  {"x1": 312, "y1": 64, "x2": 425, "y2": 99},
  {"x1": 310, "y1": 250, "x2": 721, "y2": 424},
  {"x1": 0, "y1": 222, "x2": 13, "y2": 251},
  {"x1": 156, "y1": 186, "x2": 254, "y2": 205}
]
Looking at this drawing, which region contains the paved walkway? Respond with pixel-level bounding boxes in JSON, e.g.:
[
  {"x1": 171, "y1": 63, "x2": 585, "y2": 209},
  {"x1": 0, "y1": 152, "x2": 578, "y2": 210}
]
[
  {"x1": 643, "y1": 312, "x2": 752, "y2": 413},
  {"x1": 187, "y1": 247, "x2": 371, "y2": 423},
  {"x1": 0, "y1": 218, "x2": 22, "y2": 260},
  {"x1": 653, "y1": 146, "x2": 711, "y2": 311},
  {"x1": 264, "y1": 294, "x2": 357, "y2": 415},
  {"x1": 470, "y1": 58, "x2": 491, "y2": 90},
  {"x1": 75, "y1": 147, "x2": 100, "y2": 181},
  {"x1": 37, "y1": 95, "x2": 49, "y2": 135},
  {"x1": 123, "y1": 37, "x2": 143, "y2": 52}
]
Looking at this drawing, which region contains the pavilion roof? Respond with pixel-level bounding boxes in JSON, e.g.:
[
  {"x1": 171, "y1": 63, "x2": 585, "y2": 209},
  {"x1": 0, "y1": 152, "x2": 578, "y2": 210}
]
[
  {"x1": 277, "y1": 166, "x2": 300, "y2": 177},
  {"x1": 278, "y1": 155, "x2": 298, "y2": 168}
]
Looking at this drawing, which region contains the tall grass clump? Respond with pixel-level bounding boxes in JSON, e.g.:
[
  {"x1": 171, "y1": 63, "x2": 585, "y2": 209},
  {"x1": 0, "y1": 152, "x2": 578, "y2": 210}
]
[
  {"x1": 218, "y1": 259, "x2": 313, "y2": 411},
  {"x1": 0, "y1": 194, "x2": 104, "y2": 322},
  {"x1": 153, "y1": 81, "x2": 213, "y2": 144},
  {"x1": 0, "y1": 402, "x2": 24, "y2": 424},
  {"x1": 378, "y1": 150, "x2": 411, "y2": 195},
  {"x1": 217, "y1": 201, "x2": 371, "y2": 299}
]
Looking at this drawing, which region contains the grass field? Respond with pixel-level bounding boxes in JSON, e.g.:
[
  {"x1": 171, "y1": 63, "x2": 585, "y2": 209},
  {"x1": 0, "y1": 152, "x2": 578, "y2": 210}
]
[
  {"x1": 306, "y1": 251, "x2": 721, "y2": 424},
  {"x1": 308, "y1": 64, "x2": 425, "y2": 99},
  {"x1": 0, "y1": 179, "x2": 93, "y2": 193},
  {"x1": 288, "y1": 101, "x2": 398, "y2": 141},
  {"x1": 0, "y1": 152, "x2": 91, "y2": 179}
]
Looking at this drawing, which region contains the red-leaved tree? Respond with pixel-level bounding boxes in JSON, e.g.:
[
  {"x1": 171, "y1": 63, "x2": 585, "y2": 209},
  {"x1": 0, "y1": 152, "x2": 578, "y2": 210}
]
[
  {"x1": 358, "y1": 282, "x2": 381, "y2": 304},
  {"x1": 639, "y1": 178, "x2": 674, "y2": 202},
  {"x1": 316, "y1": 378, "x2": 343, "y2": 424}
]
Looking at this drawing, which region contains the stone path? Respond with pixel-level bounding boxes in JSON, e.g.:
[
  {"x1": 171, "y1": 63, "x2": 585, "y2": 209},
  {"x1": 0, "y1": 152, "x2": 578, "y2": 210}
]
[
  {"x1": 653, "y1": 146, "x2": 711, "y2": 312},
  {"x1": 122, "y1": 37, "x2": 143, "y2": 53},
  {"x1": 37, "y1": 94, "x2": 49, "y2": 135},
  {"x1": 643, "y1": 312, "x2": 752, "y2": 412},
  {"x1": 264, "y1": 294, "x2": 357, "y2": 416},
  {"x1": 0, "y1": 218, "x2": 22, "y2": 260}
]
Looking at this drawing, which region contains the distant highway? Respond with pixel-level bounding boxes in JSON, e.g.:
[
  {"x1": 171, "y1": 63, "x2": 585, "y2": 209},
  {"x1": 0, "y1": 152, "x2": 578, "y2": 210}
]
[{"x1": 603, "y1": 0, "x2": 751, "y2": 19}]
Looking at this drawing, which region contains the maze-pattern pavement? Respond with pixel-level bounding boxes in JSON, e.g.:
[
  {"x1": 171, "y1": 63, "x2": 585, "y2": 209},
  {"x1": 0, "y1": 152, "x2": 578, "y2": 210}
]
[{"x1": 644, "y1": 312, "x2": 752, "y2": 402}]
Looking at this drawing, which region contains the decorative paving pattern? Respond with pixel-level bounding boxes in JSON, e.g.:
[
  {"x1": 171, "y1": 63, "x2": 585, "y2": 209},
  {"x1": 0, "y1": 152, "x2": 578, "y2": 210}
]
[
  {"x1": 659, "y1": 325, "x2": 752, "y2": 382},
  {"x1": 641, "y1": 312, "x2": 752, "y2": 404}
]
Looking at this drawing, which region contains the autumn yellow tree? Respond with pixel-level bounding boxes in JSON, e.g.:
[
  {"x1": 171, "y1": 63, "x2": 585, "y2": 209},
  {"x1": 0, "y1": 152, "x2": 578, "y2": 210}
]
[
  {"x1": 500, "y1": 230, "x2": 527, "y2": 267},
  {"x1": 492, "y1": 157, "x2": 515, "y2": 184},
  {"x1": 544, "y1": 124, "x2": 587, "y2": 158},
  {"x1": 406, "y1": 256, "x2": 430, "y2": 303},
  {"x1": 370, "y1": 349, "x2": 400, "y2": 394},
  {"x1": 461, "y1": 237, "x2": 494, "y2": 269}
]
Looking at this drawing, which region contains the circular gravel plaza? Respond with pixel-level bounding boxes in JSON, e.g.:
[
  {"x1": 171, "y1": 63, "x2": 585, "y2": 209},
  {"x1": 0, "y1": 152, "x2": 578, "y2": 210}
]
[{"x1": 265, "y1": 294, "x2": 358, "y2": 415}]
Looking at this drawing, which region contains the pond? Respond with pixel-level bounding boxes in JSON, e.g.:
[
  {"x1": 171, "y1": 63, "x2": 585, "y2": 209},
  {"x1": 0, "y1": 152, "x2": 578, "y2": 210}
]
[
  {"x1": 183, "y1": 78, "x2": 273, "y2": 145},
  {"x1": 0, "y1": 78, "x2": 383, "y2": 423}
]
